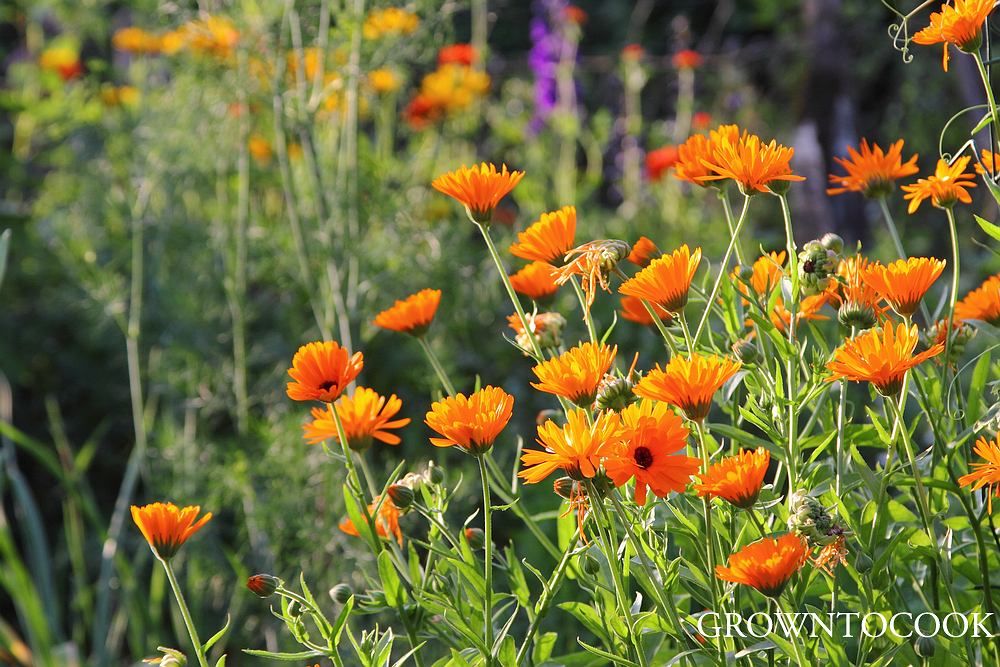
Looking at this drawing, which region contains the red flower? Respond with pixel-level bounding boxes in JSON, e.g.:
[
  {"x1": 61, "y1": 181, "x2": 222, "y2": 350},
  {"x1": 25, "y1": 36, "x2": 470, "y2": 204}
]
[
  {"x1": 438, "y1": 44, "x2": 476, "y2": 66},
  {"x1": 646, "y1": 146, "x2": 679, "y2": 181}
]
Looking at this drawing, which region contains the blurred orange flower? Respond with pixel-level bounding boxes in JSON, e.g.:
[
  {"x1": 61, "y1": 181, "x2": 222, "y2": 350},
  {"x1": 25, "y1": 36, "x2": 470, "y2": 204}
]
[
  {"x1": 339, "y1": 496, "x2": 403, "y2": 545},
  {"x1": 672, "y1": 49, "x2": 703, "y2": 69},
  {"x1": 627, "y1": 236, "x2": 661, "y2": 267},
  {"x1": 510, "y1": 261, "x2": 561, "y2": 301},
  {"x1": 286, "y1": 341, "x2": 364, "y2": 403},
  {"x1": 955, "y1": 272, "x2": 1000, "y2": 324},
  {"x1": 363, "y1": 7, "x2": 420, "y2": 40},
  {"x1": 646, "y1": 146, "x2": 679, "y2": 181},
  {"x1": 373, "y1": 288, "x2": 442, "y2": 336},
  {"x1": 438, "y1": 43, "x2": 477, "y2": 66}
]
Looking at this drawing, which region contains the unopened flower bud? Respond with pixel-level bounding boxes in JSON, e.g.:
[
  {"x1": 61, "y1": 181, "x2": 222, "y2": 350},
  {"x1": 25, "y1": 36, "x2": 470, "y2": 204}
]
[
  {"x1": 387, "y1": 484, "x2": 414, "y2": 509},
  {"x1": 150, "y1": 649, "x2": 187, "y2": 667},
  {"x1": 553, "y1": 476, "x2": 579, "y2": 500},
  {"x1": 838, "y1": 300, "x2": 877, "y2": 331},
  {"x1": 820, "y1": 233, "x2": 844, "y2": 254},
  {"x1": 429, "y1": 463, "x2": 445, "y2": 485},
  {"x1": 464, "y1": 527, "x2": 485, "y2": 550},
  {"x1": 731, "y1": 336, "x2": 759, "y2": 364},
  {"x1": 582, "y1": 553, "x2": 601, "y2": 575},
  {"x1": 854, "y1": 553, "x2": 873, "y2": 574},
  {"x1": 767, "y1": 179, "x2": 792, "y2": 196},
  {"x1": 329, "y1": 583, "x2": 354, "y2": 604},
  {"x1": 914, "y1": 636, "x2": 935, "y2": 658},
  {"x1": 246, "y1": 574, "x2": 280, "y2": 598},
  {"x1": 922, "y1": 319, "x2": 976, "y2": 366},
  {"x1": 595, "y1": 374, "x2": 638, "y2": 412},
  {"x1": 798, "y1": 240, "x2": 840, "y2": 297}
]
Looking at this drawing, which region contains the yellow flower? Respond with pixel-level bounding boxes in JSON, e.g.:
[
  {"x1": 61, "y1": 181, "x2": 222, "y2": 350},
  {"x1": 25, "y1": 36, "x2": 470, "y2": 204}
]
[
  {"x1": 368, "y1": 68, "x2": 401, "y2": 94},
  {"x1": 363, "y1": 8, "x2": 420, "y2": 40}
]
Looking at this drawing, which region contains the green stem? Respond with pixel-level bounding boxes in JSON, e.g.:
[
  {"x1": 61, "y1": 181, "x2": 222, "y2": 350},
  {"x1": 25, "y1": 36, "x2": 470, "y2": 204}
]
[
  {"x1": 476, "y1": 222, "x2": 545, "y2": 361},
  {"x1": 779, "y1": 194, "x2": 800, "y2": 498},
  {"x1": 571, "y1": 277, "x2": 599, "y2": 343},
  {"x1": 877, "y1": 197, "x2": 907, "y2": 260},
  {"x1": 718, "y1": 190, "x2": 746, "y2": 266},
  {"x1": 329, "y1": 405, "x2": 378, "y2": 541},
  {"x1": 417, "y1": 336, "x2": 457, "y2": 396},
  {"x1": 640, "y1": 298, "x2": 679, "y2": 356},
  {"x1": 162, "y1": 560, "x2": 209, "y2": 667},
  {"x1": 477, "y1": 455, "x2": 495, "y2": 666},
  {"x1": 514, "y1": 537, "x2": 578, "y2": 665},
  {"x1": 973, "y1": 51, "x2": 1000, "y2": 149},
  {"x1": 943, "y1": 207, "x2": 961, "y2": 396},
  {"x1": 693, "y1": 422, "x2": 721, "y2": 617},
  {"x1": 779, "y1": 591, "x2": 809, "y2": 667},
  {"x1": 693, "y1": 194, "x2": 751, "y2": 347}
]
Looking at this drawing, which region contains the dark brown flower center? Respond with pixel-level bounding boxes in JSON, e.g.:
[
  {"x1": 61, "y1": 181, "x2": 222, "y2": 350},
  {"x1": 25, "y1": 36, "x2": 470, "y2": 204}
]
[
  {"x1": 802, "y1": 259, "x2": 816, "y2": 274},
  {"x1": 633, "y1": 446, "x2": 654, "y2": 469},
  {"x1": 319, "y1": 380, "x2": 337, "y2": 392}
]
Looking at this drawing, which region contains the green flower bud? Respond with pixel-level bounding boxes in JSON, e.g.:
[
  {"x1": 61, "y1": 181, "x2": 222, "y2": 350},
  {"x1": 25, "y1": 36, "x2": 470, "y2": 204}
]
[
  {"x1": 820, "y1": 233, "x2": 844, "y2": 254},
  {"x1": 854, "y1": 553, "x2": 873, "y2": 574},
  {"x1": 553, "y1": 476, "x2": 579, "y2": 500},
  {"x1": 329, "y1": 583, "x2": 354, "y2": 604},
  {"x1": 914, "y1": 636, "x2": 935, "y2": 658},
  {"x1": 582, "y1": 553, "x2": 601, "y2": 575},
  {"x1": 731, "y1": 336, "x2": 760, "y2": 364},
  {"x1": 387, "y1": 484, "x2": 414, "y2": 509},
  {"x1": 595, "y1": 374, "x2": 639, "y2": 412},
  {"x1": 429, "y1": 463, "x2": 445, "y2": 485},
  {"x1": 464, "y1": 527, "x2": 485, "y2": 550},
  {"x1": 838, "y1": 300, "x2": 878, "y2": 330}
]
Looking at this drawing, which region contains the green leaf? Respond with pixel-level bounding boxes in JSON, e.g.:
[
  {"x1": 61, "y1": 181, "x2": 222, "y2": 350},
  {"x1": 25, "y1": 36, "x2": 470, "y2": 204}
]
[
  {"x1": 557, "y1": 602, "x2": 610, "y2": 644},
  {"x1": 203, "y1": 615, "x2": 230, "y2": 653},
  {"x1": 975, "y1": 214, "x2": 1000, "y2": 242},
  {"x1": 378, "y1": 550, "x2": 403, "y2": 606},
  {"x1": 214, "y1": 656, "x2": 227, "y2": 667},
  {"x1": 343, "y1": 484, "x2": 378, "y2": 550},
  {"x1": 497, "y1": 635, "x2": 517, "y2": 667},
  {"x1": 241, "y1": 649, "x2": 323, "y2": 660},
  {"x1": 532, "y1": 632, "x2": 558, "y2": 664},
  {"x1": 577, "y1": 639, "x2": 639, "y2": 666}
]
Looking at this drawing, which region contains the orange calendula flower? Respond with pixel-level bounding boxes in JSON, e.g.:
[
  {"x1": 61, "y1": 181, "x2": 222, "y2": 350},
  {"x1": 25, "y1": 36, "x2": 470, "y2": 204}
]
[
  {"x1": 627, "y1": 236, "x2": 661, "y2": 267},
  {"x1": 901, "y1": 157, "x2": 977, "y2": 213},
  {"x1": 604, "y1": 400, "x2": 700, "y2": 505},
  {"x1": 912, "y1": 0, "x2": 993, "y2": 71},
  {"x1": 432, "y1": 163, "x2": 525, "y2": 224},
  {"x1": 438, "y1": 43, "x2": 477, "y2": 66},
  {"x1": 519, "y1": 409, "x2": 622, "y2": 483},
  {"x1": 634, "y1": 353, "x2": 742, "y2": 422},
  {"x1": 339, "y1": 496, "x2": 403, "y2": 545},
  {"x1": 975, "y1": 149, "x2": 1000, "y2": 177},
  {"x1": 862, "y1": 257, "x2": 946, "y2": 318},
  {"x1": 303, "y1": 387, "x2": 410, "y2": 450},
  {"x1": 425, "y1": 386, "x2": 514, "y2": 455},
  {"x1": 958, "y1": 434, "x2": 1000, "y2": 512},
  {"x1": 373, "y1": 288, "x2": 442, "y2": 336},
  {"x1": 131, "y1": 502, "x2": 212, "y2": 560},
  {"x1": 509, "y1": 206, "x2": 577, "y2": 264},
  {"x1": 673, "y1": 125, "x2": 740, "y2": 186},
  {"x1": 531, "y1": 341, "x2": 617, "y2": 406},
  {"x1": 509, "y1": 261, "x2": 561, "y2": 301},
  {"x1": 955, "y1": 272, "x2": 1000, "y2": 325},
  {"x1": 286, "y1": 341, "x2": 364, "y2": 403},
  {"x1": 619, "y1": 295, "x2": 673, "y2": 326},
  {"x1": 646, "y1": 146, "x2": 679, "y2": 181},
  {"x1": 826, "y1": 320, "x2": 944, "y2": 396},
  {"x1": 619, "y1": 245, "x2": 702, "y2": 313},
  {"x1": 715, "y1": 533, "x2": 810, "y2": 598},
  {"x1": 695, "y1": 447, "x2": 771, "y2": 509},
  {"x1": 826, "y1": 139, "x2": 919, "y2": 198},
  {"x1": 700, "y1": 131, "x2": 805, "y2": 195}
]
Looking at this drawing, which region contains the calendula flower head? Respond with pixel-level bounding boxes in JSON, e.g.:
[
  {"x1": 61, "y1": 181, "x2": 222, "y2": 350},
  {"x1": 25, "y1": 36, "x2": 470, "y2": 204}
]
[
  {"x1": 827, "y1": 139, "x2": 920, "y2": 198},
  {"x1": 619, "y1": 295, "x2": 674, "y2": 326},
  {"x1": 901, "y1": 157, "x2": 977, "y2": 213},
  {"x1": 787, "y1": 490, "x2": 853, "y2": 549},
  {"x1": 419, "y1": 64, "x2": 490, "y2": 113},
  {"x1": 646, "y1": 146, "x2": 679, "y2": 181},
  {"x1": 833, "y1": 254, "x2": 887, "y2": 328},
  {"x1": 959, "y1": 433, "x2": 1000, "y2": 512},
  {"x1": 699, "y1": 129, "x2": 806, "y2": 195},
  {"x1": 862, "y1": 257, "x2": 946, "y2": 317},
  {"x1": 798, "y1": 240, "x2": 840, "y2": 297},
  {"x1": 716, "y1": 533, "x2": 810, "y2": 598},
  {"x1": 303, "y1": 387, "x2": 410, "y2": 451},
  {"x1": 510, "y1": 206, "x2": 578, "y2": 264},
  {"x1": 604, "y1": 400, "x2": 700, "y2": 505},
  {"x1": 532, "y1": 342, "x2": 617, "y2": 407},
  {"x1": 696, "y1": 447, "x2": 771, "y2": 509},
  {"x1": 339, "y1": 496, "x2": 403, "y2": 545},
  {"x1": 826, "y1": 320, "x2": 944, "y2": 396},
  {"x1": 619, "y1": 245, "x2": 702, "y2": 313},
  {"x1": 425, "y1": 386, "x2": 514, "y2": 455},
  {"x1": 634, "y1": 353, "x2": 742, "y2": 422},
  {"x1": 975, "y1": 149, "x2": 1000, "y2": 178},
  {"x1": 432, "y1": 163, "x2": 524, "y2": 224},
  {"x1": 362, "y1": 7, "x2": 420, "y2": 40},
  {"x1": 673, "y1": 125, "x2": 740, "y2": 186},
  {"x1": 555, "y1": 239, "x2": 632, "y2": 308},
  {"x1": 913, "y1": 0, "x2": 993, "y2": 71},
  {"x1": 373, "y1": 288, "x2": 442, "y2": 337},
  {"x1": 519, "y1": 409, "x2": 622, "y2": 483},
  {"x1": 627, "y1": 236, "x2": 661, "y2": 267},
  {"x1": 131, "y1": 502, "x2": 212, "y2": 560},
  {"x1": 922, "y1": 318, "x2": 976, "y2": 365},
  {"x1": 507, "y1": 312, "x2": 566, "y2": 351},
  {"x1": 509, "y1": 261, "x2": 561, "y2": 303},
  {"x1": 248, "y1": 136, "x2": 272, "y2": 165},
  {"x1": 955, "y1": 272, "x2": 1000, "y2": 325},
  {"x1": 286, "y1": 341, "x2": 364, "y2": 403}
]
